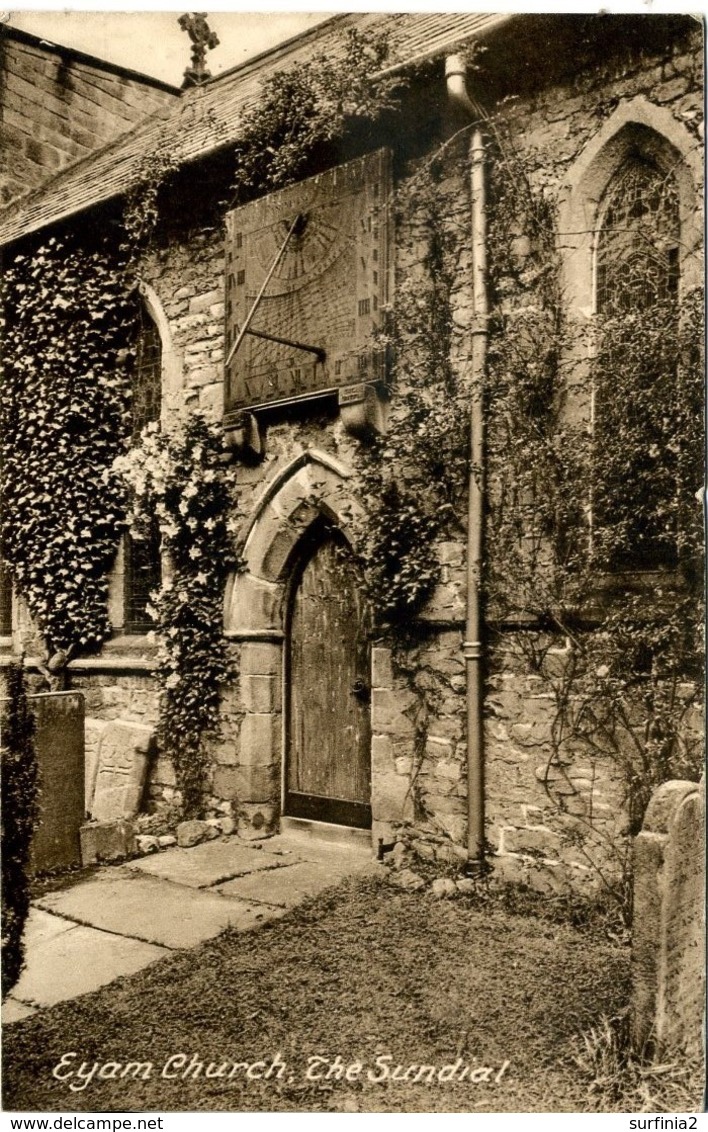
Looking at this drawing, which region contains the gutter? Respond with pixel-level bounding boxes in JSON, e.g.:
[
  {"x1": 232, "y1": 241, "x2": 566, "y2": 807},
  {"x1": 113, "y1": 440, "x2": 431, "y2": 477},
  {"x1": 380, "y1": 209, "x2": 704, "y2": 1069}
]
[{"x1": 445, "y1": 54, "x2": 488, "y2": 872}]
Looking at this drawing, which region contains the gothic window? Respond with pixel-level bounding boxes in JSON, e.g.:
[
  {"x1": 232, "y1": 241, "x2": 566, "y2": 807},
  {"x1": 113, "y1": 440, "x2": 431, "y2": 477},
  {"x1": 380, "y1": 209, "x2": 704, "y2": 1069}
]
[
  {"x1": 593, "y1": 155, "x2": 682, "y2": 570},
  {"x1": 124, "y1": 302, "x2": 162, "y2": 633},
  {"x1": 131, "y1": 303, "x2": 162, "y2": 440},
  {"x1": 0, "y1": 553, "x2": 12, "y2": 636},
  {"x1": 596, "y1": 156, "x2": 679, "y2": 316},
  {"x1": 124, "y1": 521, "x2": 161, "y2": 635}
]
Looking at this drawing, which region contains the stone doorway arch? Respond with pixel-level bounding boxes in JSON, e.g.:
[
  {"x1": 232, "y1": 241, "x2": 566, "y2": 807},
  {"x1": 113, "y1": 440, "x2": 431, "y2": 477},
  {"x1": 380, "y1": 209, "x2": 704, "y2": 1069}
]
[{"x1": 223, "y1": 449, "x2": 366, "y2": 838}]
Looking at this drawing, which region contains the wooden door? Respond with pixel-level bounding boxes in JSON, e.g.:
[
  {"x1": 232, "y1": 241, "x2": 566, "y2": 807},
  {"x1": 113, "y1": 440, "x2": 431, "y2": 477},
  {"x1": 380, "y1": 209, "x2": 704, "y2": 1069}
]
[{"x1": 286, "y1": 530, "x2": 371, "y2": 828}]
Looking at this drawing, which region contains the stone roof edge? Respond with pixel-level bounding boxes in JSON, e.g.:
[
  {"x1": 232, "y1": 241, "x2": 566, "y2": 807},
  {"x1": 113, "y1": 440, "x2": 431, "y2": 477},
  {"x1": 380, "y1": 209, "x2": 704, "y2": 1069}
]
[
  {"x1": 1, "y1": 22, "x2": 181, "y2": 94},
  {"x1": 0, "y1": 12, "x2": 515, "y2": 247}
]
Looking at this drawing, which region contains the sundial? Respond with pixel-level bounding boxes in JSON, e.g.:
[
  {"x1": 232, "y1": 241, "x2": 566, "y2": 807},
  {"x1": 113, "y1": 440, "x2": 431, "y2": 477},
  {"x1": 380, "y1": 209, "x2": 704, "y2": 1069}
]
[{"x1": 223, "y1": 149, "x2": 391, "y2": 421}]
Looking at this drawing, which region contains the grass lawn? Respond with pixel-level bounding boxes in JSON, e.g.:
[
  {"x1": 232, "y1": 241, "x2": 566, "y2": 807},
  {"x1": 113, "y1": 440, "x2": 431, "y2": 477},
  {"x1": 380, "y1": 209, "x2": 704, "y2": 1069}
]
[{"x1": 2, "y1": 874, "x2": 700, "y2": 1113}]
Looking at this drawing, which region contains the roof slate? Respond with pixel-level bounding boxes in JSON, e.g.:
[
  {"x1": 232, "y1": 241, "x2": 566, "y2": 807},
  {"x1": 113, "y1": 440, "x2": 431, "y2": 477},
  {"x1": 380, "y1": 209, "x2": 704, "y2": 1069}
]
[{"x1": 0, "y1": 12, "x2": 510, "y2": 247}]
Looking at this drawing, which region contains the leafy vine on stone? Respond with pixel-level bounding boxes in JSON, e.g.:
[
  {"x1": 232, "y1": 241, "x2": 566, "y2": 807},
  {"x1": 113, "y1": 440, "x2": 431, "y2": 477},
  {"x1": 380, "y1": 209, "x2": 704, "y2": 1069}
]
[
  {"x1": 230, "y1": 29, "x2": 404, "y2": 204},
  {"x1": 483, "y1": 124, "x2": 704, "y2": 921},
  {"x1": 113, "y1": 416, "x2": 237, "y2": 818},
  {"x1": 1, "y1": 236, "x2": 136, "y2": 659}
]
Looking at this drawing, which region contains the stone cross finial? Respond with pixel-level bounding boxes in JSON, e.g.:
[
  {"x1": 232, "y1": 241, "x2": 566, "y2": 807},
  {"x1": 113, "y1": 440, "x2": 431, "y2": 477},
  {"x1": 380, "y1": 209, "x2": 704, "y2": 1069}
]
[{"x1": 179, "y1": 12, "x2": 219, "y2": 88}]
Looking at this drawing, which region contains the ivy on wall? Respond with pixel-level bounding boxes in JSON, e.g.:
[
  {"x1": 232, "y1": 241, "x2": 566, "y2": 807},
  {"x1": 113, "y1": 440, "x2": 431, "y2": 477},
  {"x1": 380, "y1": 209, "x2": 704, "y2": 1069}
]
[
  {"x1": 0, "y1": 25, "x2": 406, "y2": 818},
  {"x1": 1, "y1": 662, "x2": 40, "y2": 998},
  {"x1": 354, "y1": 155, "x2": 469, "y2": 623},
  {"x1": 1, "y1": 237, "x2": 136, "y2": 658},
  {"x1": 113, "y1": 416, "x2": 236, "y2": 818},
  {"x1": 231, "y1": 29, "x2": 402, "y2": 203},
  {"x1": 1, "y1": 26, "x2": 702, "y2": 863},
  {"x1": 482, "y1": 126, "x2": 704, "y2": 918}
]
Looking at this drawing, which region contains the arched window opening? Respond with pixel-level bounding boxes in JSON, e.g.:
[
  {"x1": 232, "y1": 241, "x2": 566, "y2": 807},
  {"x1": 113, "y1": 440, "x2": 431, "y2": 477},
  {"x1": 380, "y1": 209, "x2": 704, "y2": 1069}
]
[
  {"x1": 0, "y1": 553, "x2": 12, "y2": 636},
  {"x1": 596, "y1": 156, "x2": 680, "y2": 315},
  {"x1": 131, "y1": 303, "x2": 162, "y2": 440},
  {"x1": 124, "y1": 302, "x2": 162, "y2": 634},
  {"x1": 124, "y1": 522, "x2": 161, "y2": 635},
  {"x1": 592, "y1": 155, "x2": 683, "y2": 571}
]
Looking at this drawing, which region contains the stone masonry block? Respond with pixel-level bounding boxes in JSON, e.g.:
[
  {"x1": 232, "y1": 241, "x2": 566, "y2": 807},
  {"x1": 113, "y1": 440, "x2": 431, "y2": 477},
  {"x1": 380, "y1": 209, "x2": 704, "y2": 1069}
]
[
  {"x1": 198, "y1": 383, "x2": 222, "y2": 422},
  {"x1": 214, "y1": 742, "x2": 238, "y2": 767},
  {"x1": 212, "y1": 766, "x2": 240, "y2": 801},
  {"x1": 152, "y1": 756, "x2": 176, "y2": 787},
  {"x1": 501, "y1": 825, "x2": 560, "y2": 856},
  {"x1": 371, "y1": 688, "x2": 416, "y2": 737},
  {"x1": 241, "y1": 675, "x2": 281, "y2": 714},
  {"x1": 371, "y1": 733, "x2": 393, "y2": 762},
  {"x1": 240, "y1": 641, "x2": 282, "y2": 677},
  {"x1": 372, "y1": 646, "x2": 394, "y2": 689},
  {"x1": 229, "y1": 764, "x2": 280, "y2": 805},
  {"x1": 425, "y1": 735, "x2": 454, "y2": 761},
  {"x1": 270, "y1": 474, "x2": 312, "y2": 524},
  {"x1": 80, "y1": 819, "x2": 135, "y2": 866},
  {"x1": 244, "y1": 509, "x2": 297, "y2": 583},
  {"x1": 239, "y1": 713, "x2": 279, "y2": 767},
  {"x1": 417, "y1": 581, "x2": 466, "y2": 622},
  {"x1": 225, "y1": 573, "x2": 282, "y2": 634},
  {"x1": 371, "y1": 771, "x2": 413, "y2": 824},
  {"x1": 237, "y1": 802, "x2": 279, "y2": 840},
  {"x1": 189, "y1": 288, "x2": 222, "y2": 314}
]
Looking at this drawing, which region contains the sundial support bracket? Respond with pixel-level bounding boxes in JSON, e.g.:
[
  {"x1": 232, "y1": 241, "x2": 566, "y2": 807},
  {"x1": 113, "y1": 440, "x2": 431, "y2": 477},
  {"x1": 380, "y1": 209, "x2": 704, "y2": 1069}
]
[
  {"x1": 338, "y1": 382, "x2": 388, "y2": 440},
  {"x1": 222, "y1": 411, "x2": 264, "y2": 463}
]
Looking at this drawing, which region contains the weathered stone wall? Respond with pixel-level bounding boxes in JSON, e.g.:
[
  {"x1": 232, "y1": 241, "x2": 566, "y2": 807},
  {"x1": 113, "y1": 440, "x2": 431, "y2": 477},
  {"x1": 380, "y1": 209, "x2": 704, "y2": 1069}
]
[
  {"x1": 632, "y1": 778, "x2": 705, "y2": 1056},
  {"x1": 7, "y1": 20, "x2": 697, "y2": 879},
  {"x1": 0, "y1": 28, "x2": 176, "y2": 205},
  {"x1": 487, "y1": 23, "x2": 702, "y2": 194},
  {"x1": 477, "y1": 22, "x2": 703, "y2": 888},
  {"x1": 484, "y1": 639, "x2": 629, "y2": 893}
]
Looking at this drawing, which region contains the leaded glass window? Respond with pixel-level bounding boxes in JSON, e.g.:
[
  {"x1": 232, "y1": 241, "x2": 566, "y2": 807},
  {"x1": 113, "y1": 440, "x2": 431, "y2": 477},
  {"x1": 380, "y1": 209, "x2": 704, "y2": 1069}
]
[
  {"x1": 0, "y1": 554, "x2": 12, "y2": 635},
  {"x1": 593, "y1": 156, "x2": 681, "y2": 570},
  {"x1": 596, "y1": 157, "x2": 679, "y2": 315},
  {"x1": 132, "y1": 305, "x2": 161, "y2": 440},
  {"x1": 124, "y1": 304, "x2": 162, "y2": 632},
  {"x1": 124, "y1": 521, "x2": 161, "y2": 635}
]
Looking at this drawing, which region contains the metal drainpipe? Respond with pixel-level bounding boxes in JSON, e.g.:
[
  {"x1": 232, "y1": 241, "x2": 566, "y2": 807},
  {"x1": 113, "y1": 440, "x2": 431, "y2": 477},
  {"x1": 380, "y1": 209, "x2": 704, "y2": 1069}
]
[{"x1": 445, "y1": 56, "x2": 488, "y2": 871}]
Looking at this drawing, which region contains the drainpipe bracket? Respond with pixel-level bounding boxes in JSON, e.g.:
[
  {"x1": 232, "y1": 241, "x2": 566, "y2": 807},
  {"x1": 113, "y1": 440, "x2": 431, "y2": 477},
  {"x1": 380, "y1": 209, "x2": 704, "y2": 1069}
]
[{"x1": 463, "y1": 640, "x2": 482, "y2": 661}]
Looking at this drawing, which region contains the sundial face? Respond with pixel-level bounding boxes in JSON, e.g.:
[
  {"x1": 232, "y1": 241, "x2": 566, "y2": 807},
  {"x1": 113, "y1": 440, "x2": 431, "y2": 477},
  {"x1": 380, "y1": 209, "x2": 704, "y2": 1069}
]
[
  {"x1": 224, "y1": 149, "x2": 391, "y2": 416},
  {"x1": 250, "y1": 208, "x2": 344, "y2": 294}
]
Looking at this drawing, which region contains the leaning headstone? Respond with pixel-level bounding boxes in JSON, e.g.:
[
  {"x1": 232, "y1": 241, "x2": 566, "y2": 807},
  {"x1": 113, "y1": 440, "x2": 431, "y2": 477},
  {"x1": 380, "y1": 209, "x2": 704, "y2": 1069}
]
[
  {"x1": 30, "y1": 692, "x2": 85, "y2": 873},
  {"x1": 631, "y1": 778, "x2": 705, "y2": 1057},
  {"x1": 89, "y1": 719, "x2": 155, "y2": 822},
  {"x1": 84, "y1": 716, "x2": 108, "y2": 812}
]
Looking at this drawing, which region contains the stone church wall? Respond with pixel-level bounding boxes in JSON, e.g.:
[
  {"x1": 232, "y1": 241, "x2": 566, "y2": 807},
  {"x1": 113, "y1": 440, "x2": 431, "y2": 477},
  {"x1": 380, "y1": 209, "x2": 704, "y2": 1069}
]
[
  {"x1": 0, "y1": 27, "x2": 176, "y2": 205},
  {"x1": 51, "y1": 20, "x2": 704, "y2": 888}
]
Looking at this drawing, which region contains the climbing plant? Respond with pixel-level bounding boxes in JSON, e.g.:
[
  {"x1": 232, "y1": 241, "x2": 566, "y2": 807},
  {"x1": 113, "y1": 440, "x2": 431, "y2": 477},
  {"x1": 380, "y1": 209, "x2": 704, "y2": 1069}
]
[
  {"x1": 0, "y1": 236, "x2": 136, "y2": 659},
  {"x1": 482, "y1": 125, "x2": 704, "y2": 920},
  {"x1": 113, "y1": 415, "x2": 236, "y2": 818},
  {"x1": 230, "y1": 28, "x2": 403, "y2": 204},
  {"x1": 122, "y1": 146, "x2": 181, "y2": 255},
  {"x1": 353, "y1": 153, "x2": 470, "y2": 622},
  {"x1": 1, "y1": 662, "x2": 40, "y2": 998}
]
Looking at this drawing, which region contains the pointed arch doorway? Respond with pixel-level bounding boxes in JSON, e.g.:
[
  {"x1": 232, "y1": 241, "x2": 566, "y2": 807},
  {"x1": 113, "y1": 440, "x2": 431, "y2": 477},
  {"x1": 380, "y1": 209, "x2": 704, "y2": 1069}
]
[{"x1": 284, "y1": 521, "x2": 372, "y2": 829}]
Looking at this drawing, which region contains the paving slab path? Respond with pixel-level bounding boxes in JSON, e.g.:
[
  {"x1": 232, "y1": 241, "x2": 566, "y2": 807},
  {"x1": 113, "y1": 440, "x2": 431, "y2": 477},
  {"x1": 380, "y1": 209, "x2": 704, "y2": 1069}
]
[{"x1": 3, "y1": 832, "x2": 374, "y2": 1024}]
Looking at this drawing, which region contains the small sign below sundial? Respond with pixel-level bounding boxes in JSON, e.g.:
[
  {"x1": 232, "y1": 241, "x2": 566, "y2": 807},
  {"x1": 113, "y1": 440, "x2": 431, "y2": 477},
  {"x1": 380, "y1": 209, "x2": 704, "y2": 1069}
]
[{"x1": 223, "y1": 148, "x2": 392, "y2": 421}]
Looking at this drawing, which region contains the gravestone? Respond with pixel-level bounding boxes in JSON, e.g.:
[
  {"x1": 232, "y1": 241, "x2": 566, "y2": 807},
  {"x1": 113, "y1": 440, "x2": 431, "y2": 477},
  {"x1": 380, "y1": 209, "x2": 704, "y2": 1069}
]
[
  {"x1": 631, "y1": 777, "x2": 705, "y2": 1056},
  {"x1": 30, "y1": 692, "x2": 85, "y2": 873},
  {"x1": 89, "y1": 718, "x2": 154, "y2": 822}
]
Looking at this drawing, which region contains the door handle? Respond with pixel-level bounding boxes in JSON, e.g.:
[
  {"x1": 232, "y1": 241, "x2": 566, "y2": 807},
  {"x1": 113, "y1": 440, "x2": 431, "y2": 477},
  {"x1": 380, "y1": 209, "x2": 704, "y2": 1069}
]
[{"x1": 350, "y1": 679, "x2": 371, "y2": 704}]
